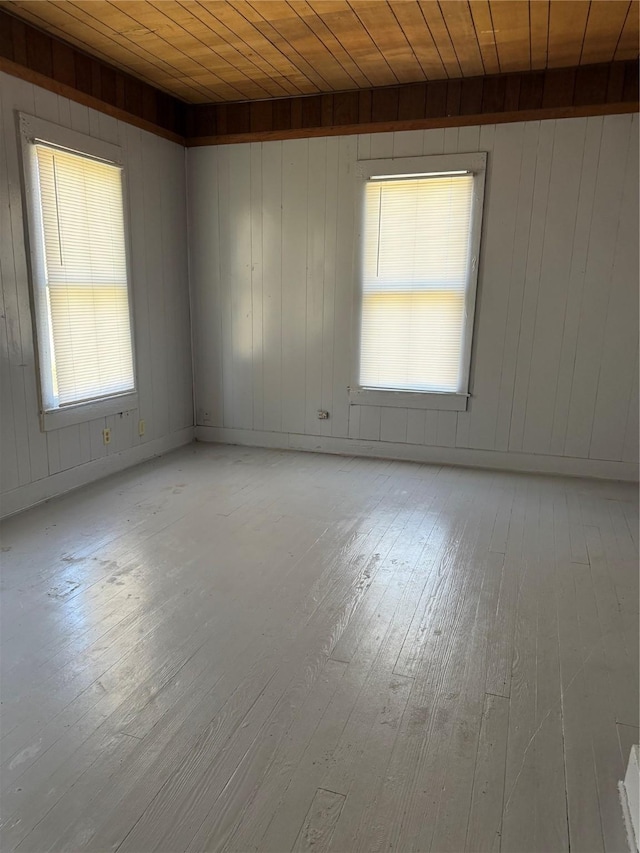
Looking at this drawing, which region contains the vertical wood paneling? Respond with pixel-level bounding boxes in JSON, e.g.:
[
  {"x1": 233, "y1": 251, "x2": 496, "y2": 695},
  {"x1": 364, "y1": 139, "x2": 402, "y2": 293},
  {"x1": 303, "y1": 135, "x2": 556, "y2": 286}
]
[
  {"x1": 216, "y1": 145, "x2": 235, "y2": 429},
  {"x1": 522, "y1": 118, "x2": 586, "y2": 454},
  {"x1": 564, "y1": 114, "x2": 632, "y2": 458},
  {"x1": 392, "y1": 128, "x2": 424, "y2": 157},
  {"x1": 347, "y1": 402, "x2": 360, "y2": 439},
  {"x1": 260, "y1": 140, "x2": 284, "y2": 433},
  {"x1": 124, "y1": 125, "x2": 154, "y2": 441},
  {"x1": 0, "y1": 71, "x2": 192, "y2": 505},
  {"x1": 157, "y1": 132, "x2": 189, "y2": 435},
  {"x1": 589, "y1": 114, "x2": 639, "y2": 460},
  {"x1": 422, "y1": 127, "x2": 445, "y2": 154},
  {"x1": 188, "y1": 147, "x2": 224, "y2": 427},
  {"x1": 317, "y1": 137, "x2": 340, "y2": 438},
  {"x1": 406, "y1": 409, "x2": 426, "y2": 445},
  {"x1": 493, "y1": 121, "x2": 539, "y2": 452},
  {"x1": 457, "y1": 123, "x2": 481, "y2": 152},
  {"x1": 189, "y1": 113, "x2": 638, "y2": 473},
  {"x1": 369, "y1": 130, "x2": 394, "y2": 158},
  {"x1": 1, "y1": 75, "x2": 49, "y2": 486},
  {"x1": 143, "y1": 133, "x2": 170, "y2": 441},
  {"x1": 69, "y1": 99, "x2": 90, "y2": 134},
  {"x1": 424, "y1": 410, "x2": 439, "y2": 446},
  {"x1": 622, "y1": 351, "x2": 640, "y2": 464},
  {"x1": 0, "y1": 79, "x2": 26, "y2": 492},
  {"x1": 281, "y1": 139, "x2": 309, "y2": 435},
  {"x1": 380, "y1": 407, "x2": 408, "y2": 443},
  {"x1": 508, "y1": 120, "x2": 555, "y2": 452},
  {"x1": 304, "y1": 137, "x2": 327, "y2": 436},
  {"x1": 467, "y1": 121, "x2": 521, "y2": 451},
  {"x1": 436, "y1": 411, "x2": 457, "y2": 448},
  {"x1": 359, "y1": 405, "x2": 381, "y2": 441},
  {"x1": 250, "y1": 142, "x2": 264, "y2": 432},
  {"x1": 227, "y1": 144, "x2": 254, "y2": 430},
  {"x1": 548, "y1": 117, "x2": 603, "y2": 456},
  {"x1": 88, "y1": 416, "x2": 107, "y2": 462},
  {"x1": 331, "y1": 135, "x2": 357, "y2": 439}
]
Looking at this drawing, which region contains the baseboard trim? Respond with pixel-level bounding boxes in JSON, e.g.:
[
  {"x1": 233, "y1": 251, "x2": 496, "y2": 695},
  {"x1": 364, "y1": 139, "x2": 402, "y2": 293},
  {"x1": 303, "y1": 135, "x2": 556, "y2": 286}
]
[
  {"x1": 0, "y1": 427, "x2": 194, "y2": 519},
  {"x1": 195, "y1": 425, "x2": 639, "y2": 482}
]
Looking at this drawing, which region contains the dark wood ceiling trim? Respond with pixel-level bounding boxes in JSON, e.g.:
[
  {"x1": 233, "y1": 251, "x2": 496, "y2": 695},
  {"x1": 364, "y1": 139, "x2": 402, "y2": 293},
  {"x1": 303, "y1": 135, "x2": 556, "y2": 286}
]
[
  {"x1": 185, "y1": 60, "x2": 639, "y2": 146},
  {"x1": 1, "y1": 7, "x2": 637, "y2": 149},
  {"x1": 0, "y1": 9, "x2": 186, "y2": 144}
]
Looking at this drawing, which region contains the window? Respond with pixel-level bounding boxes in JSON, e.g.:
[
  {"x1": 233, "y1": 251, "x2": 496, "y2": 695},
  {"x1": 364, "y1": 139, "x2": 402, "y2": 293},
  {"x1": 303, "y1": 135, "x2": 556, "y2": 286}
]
[
  {"x1": 20, "y1": 114, "x2": 137, "y2": 430},
  {"x1": 353, "y1": 153, "x2": 486, "y2": 411}
]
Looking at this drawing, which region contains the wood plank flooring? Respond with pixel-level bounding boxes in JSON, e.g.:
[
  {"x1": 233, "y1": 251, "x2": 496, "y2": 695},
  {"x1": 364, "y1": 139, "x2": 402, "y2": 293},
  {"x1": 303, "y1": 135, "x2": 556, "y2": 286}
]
[{"x1": 0, "y1": 443, "x2": 637, "y2": 853}]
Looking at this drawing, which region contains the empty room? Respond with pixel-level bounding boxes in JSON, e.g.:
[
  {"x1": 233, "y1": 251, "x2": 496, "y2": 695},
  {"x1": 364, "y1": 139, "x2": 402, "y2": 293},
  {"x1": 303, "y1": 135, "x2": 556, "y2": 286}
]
[{"x1": 0, "y1": 2, "x2": 638, "y2": 851}]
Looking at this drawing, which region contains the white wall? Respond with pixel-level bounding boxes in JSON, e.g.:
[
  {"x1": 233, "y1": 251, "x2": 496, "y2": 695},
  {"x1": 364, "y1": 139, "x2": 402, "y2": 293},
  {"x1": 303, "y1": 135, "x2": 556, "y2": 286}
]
[
  {"x1": 188, "y1": 115, "x2": 639, "y2": 480},
  {"x1": 0, "y1": 72, "x2": 194, "y2": 516}
]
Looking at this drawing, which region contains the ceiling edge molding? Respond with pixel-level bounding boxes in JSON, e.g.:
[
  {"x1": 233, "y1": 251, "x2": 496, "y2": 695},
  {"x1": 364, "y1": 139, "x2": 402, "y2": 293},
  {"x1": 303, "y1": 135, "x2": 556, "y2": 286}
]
[
  {"x1": 0, "y1": 9, "x2": 186, "y2": 144},
  {"x1": 1, "y1": 8, "x2": 637, "y2": 148},
  {"x1": 185, "y1": 61, "x2": 639, "y2": 146}
]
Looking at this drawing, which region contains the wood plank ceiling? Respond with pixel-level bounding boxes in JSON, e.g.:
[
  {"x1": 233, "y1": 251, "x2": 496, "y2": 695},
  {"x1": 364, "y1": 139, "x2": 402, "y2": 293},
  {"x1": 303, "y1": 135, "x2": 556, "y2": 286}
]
[{"x1": 2, "y1": 0, "x2": 639, "y2": 105}]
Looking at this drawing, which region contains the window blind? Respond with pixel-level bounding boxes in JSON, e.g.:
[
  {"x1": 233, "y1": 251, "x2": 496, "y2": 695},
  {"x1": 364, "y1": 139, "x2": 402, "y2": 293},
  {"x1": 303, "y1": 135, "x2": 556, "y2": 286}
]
[
  {"x1": 359, "y1": 173, "x2": 475, "y2": 394},
  {"x1": 34, "y1": 144, "x2": 134, "y2": 409}
]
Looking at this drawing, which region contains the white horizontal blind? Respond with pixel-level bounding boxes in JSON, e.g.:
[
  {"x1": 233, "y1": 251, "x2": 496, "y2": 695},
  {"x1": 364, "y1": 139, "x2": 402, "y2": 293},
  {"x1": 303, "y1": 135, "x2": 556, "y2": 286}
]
[
  {"x1": 360, "y1": 174, "x2": 475, "y2": 393},
  {"x1": 34, "y1": 144, "x2": 134, "y2": 408}
]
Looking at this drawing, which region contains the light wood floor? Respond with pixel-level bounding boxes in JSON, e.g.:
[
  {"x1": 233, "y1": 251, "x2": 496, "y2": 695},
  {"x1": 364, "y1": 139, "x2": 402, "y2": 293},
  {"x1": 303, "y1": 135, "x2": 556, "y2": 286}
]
[{"x1": 1, "y1": 444, "x2": 638, "y2": 853}]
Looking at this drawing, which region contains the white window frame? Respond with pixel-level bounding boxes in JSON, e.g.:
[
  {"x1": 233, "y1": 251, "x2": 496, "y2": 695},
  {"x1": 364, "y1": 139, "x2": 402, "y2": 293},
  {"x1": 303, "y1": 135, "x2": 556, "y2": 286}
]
[
  {"x1": 19, "y1": 113, "x2": 138, "y2": 431},
  {"x1": 350, "y1": 152, "x2": 487, "y2": 412}
]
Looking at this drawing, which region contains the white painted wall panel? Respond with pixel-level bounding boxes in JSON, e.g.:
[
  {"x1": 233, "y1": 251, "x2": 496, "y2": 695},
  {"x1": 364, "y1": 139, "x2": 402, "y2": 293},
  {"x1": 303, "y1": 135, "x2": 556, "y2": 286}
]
[
  {"x1": 564, "y1": 115, "x2": 634, "y2": 460},
  {"x1": 189, "y1": 114, "x2": 638, "y2": 478},
  {"x1": 0, "y1": 72, "x2": 193, "y2": 512}
]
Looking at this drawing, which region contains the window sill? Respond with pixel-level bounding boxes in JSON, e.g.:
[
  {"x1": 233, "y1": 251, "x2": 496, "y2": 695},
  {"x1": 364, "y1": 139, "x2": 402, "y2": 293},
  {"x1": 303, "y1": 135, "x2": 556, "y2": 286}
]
[
  {"x1": 41, "y1": 392, "x2": 138, "y2": 431},
  {"x1": 348, "y1": 387, "x2": 469, "y2": 412}
]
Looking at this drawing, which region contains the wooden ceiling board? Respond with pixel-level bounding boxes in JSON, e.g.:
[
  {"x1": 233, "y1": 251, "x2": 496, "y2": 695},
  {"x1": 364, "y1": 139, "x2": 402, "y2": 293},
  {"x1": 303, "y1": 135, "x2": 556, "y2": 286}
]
[
  {"x1": 615, "y1": 1, "x2": 640, "y2": 61},
  {"x1": 468, "y1": 1, "x2": 500, "y2": 76},
  {"x1": 581, "y1": 1, "x2": 632, "y2": 65},
  {"x1": 439, "y1": 0, "x2": 485, "y2": 77},
  {"x1": 182, "y1": 1, "x2": 300, "y2": 96},
  {"x1": 1, "y1": 0, "x2": 638, "y2": 104},
  {"x1": 529, "y1": 0, "x2": 550, "y2": 70},
  {"x1": 547, "y1": 0, "x2": 590, "y2": 67},
  {"x1": 418, "y1": 1, "x2": 463, "y2": 77},
  {"x1": 229, "y1": 0, "x2": 333, "y2": 91},
  {"x1": 147, "y1": 0, "x2": 285, "y2": 98},
  {"x1": 307, "y1": 1, "x2": 397, "y2": 87},
  {"x1": 293, "y1": 1, "x2": 372, "y2": 88},
  {"x1": 388, "y1": 0, "x2": 447, "y2": 80},
  {"x1": 244, "y1": 0, "x2": 359, "y2": 91},
  {"x1": 67, "y1": 0, "x2": 223, "y2": 98},
  {"x1": 101, "y1": 0, "x2": 256, "y2": 99},
  {"x1": 489, "y1": 1, "x2": 531, "y2": 73},
  {"x1": 5, "y1": 0, "x2": 210, "y2": 100},
  {"x1": 196, "y1": 1, "x2": 316, "y2": 94},
  {"x1": 347, "y1": 0, "x2": 426, "y2": 84},
  {"x1": 64, "y1": 0, "x2": 209, "y2": 93}
]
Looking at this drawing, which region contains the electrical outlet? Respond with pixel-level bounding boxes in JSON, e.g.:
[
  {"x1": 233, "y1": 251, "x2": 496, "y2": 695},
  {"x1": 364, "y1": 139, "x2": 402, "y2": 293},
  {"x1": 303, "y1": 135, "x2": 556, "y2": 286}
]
[
  {"x1": 138, "y1": 419, "x2": 145, "y2": 437},
  {"x1": 102, "y1": 428, "x2": 111, "y2": 445},
  {"x1": 317, "y1": 410, "x2": 329, "y2": 420}
]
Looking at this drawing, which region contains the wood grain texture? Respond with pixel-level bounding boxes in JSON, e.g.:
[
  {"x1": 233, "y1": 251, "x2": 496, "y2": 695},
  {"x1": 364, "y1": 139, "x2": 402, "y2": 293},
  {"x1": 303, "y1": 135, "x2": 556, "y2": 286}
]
[
  {"x1": 0, "y1": 443, "x2": 636, "y2": 852},
  {"x1": 292, "y1": 788, "x2": 345, "y2": 852},
  {"x1": 0, "y1": 71, "x2": 193, "y2": 511},
  {"x1": 2, "y1": 1, "x2": 637, "y2": 105},
  {"x1": 189, "y1": 114, "x2": 639, "y2": 479},
  {"x1": 186, "y1": 61, "x2": 639, "y2": 145},
  {"x1": 0, "y1": 8, "x2": 185, "y2": 141},
  {"x1": 1, "y1": 6, "x2": 637, "y2": 144}
]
